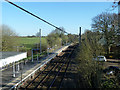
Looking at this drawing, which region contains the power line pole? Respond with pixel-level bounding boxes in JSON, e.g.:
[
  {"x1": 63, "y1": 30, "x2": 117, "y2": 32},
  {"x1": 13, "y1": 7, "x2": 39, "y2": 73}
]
[
  {"x1": 61, "y1": 38, "x2": 62, "y2": 47},
  {"x1": 13, "y1": 62, "x2": 15, "y2": 77},
  {"x1": 47, "y1": 45, "x2": 49, "y2": 56},
  {"x1": 17, "y1": 63, "x2": 20, "y2": 73},
  {"x1": 37, "y1": 44, "x2": 39, "y2": 61},
  {"x1": 32, "y1": 49, "x2": 33, "y2": 62},
  {"x1": 39, "y1": 29, "x2": 41, "y2": 54},
  {"x1": 118, "y1": 1, "x2": 120, "y2": 44},
  {"x1": 79, "y1": 27, "x2": 81, "y2": 46}
]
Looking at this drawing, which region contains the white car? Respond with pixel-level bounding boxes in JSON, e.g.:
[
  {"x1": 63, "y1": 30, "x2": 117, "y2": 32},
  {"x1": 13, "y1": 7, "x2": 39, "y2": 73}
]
[{"x1": 94, "y1": 56, "x2": 107, "y2": 62}]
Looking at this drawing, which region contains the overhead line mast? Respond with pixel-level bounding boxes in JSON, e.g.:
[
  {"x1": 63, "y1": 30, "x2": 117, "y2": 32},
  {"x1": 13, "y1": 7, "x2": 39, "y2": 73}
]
[{"x1": 5, "y1": 0, "x2": 68, "y2": 34}]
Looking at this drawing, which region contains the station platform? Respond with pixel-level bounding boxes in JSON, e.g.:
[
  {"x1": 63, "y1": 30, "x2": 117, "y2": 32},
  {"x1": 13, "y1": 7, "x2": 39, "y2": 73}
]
[{"x1": 0, "y1": 45, "x2": 70, "y2": 90}]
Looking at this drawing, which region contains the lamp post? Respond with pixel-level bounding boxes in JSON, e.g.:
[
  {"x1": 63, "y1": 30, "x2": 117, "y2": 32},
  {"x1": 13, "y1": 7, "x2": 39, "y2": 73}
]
[
  {"x1": 79, "y1": 27, "x2": 81, "y2": 46},
  {"x1": 39, "y1": 29, "x2": 41, "y2": 54},
  {"x1": 13, "y1": 62, "x2": 15, "y2": 77},
  {"x1": 37, "y1": 44, "x2": 39, "y2": 61},
  {"x1": 32, "y1": 49, "x2": 33, "y2": 62}
]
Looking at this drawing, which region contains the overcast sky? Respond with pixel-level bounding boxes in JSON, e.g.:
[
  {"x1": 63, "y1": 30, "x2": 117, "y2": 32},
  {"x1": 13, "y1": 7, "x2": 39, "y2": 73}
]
[{"x1": 2, "y1": 2, "x2": 118, "y2": 36}]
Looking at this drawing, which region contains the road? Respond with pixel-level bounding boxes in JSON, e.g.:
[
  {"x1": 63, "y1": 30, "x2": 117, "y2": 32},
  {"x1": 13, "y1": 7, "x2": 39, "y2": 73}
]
[{"x1": 104, "y1": 59, "x2": 120, "y2": 68}]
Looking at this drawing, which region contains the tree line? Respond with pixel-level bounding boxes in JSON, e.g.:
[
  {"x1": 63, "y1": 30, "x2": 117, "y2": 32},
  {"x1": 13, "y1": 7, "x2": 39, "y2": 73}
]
[
  {"x1": 1, "y1": 12, "x2": 119, "y2": 57},
  {"x1": 0, "y1": 25, "x2": 77, "y2": 53},
  {"x1": 75, "y1": 12, "x2": 120, "y2": 88}
]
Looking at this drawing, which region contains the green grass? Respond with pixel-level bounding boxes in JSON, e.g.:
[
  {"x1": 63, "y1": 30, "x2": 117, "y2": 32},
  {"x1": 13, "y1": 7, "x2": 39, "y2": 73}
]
[
  {"x1": 19, "y1": 37, "x2": 46, "y2": 45},
  {"x1": 18, "y1": 37, "x2": 47, "y2": 50}
]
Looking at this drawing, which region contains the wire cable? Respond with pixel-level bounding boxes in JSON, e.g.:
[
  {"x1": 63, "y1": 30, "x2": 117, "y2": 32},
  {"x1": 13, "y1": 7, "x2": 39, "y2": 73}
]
[{"x1": 5, "y1": 0, "x2": 68, "y2": 34}]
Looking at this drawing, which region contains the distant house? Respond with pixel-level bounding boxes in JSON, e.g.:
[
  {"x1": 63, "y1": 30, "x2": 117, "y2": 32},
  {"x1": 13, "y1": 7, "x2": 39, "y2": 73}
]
[
  {"x1": 98, "y1": 37, "x2": 120, "y2": 54},
  {"x1": 110, "y1": 44, "x2": 120, "y2": 53},
  {"x1": 0, "y1": 52, "x2": 27, "y2": 68},
  {"x1": 98, "y1": 37, "x2": 106, "y2": 45}
]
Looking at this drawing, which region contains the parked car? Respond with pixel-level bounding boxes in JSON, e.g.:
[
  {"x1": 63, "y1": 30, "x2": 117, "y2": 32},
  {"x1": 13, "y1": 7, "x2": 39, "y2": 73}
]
[
  {"x1": 103, "y1": 66, "x2": 120, "y2": 75},
  {"x1": 93, "y1": 56, "x2": 107, "y2": 62}
]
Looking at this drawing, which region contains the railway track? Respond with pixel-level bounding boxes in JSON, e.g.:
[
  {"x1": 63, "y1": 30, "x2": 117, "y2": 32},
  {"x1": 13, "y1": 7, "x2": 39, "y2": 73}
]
[{"x1": 18, "y1": 44, "x2": 77, "y2": 89}]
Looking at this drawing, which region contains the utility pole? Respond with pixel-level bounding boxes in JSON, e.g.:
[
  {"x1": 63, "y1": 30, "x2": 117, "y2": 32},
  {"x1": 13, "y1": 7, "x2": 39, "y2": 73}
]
[
  {"x1": 32, "y1": 49, "x2": 33, "y2": 62},
  {"x1": 21, "y1": 63, "x2": 23, "y2": 82},
  {"x1": 47, "y1": 45, "x2": 49, "y2": 56},
  {"x1": 79, "y1": 27, "x2": 81, "y2": 46},
  {"x1": 117, "y1": 1, "x2": 120, "y2": 59},
  {"x1": 118, "y1": 1, "x2": 120, "y2": 43},
  {"x1": 39, "y1": 29, "x2": 41, "y2": 54},
  {"x1": 61, "y1": 38, "x2": 62, "y2": 47},
  {"x1": 17, "y1": 46, "x2": 19, "y2": 52},
  {"x1": 17, "y1": 63, "x2": 20, "y2": 73},
  {"x1": 37, "y1": 44, "x2": 39, "y2": 61},
  {"x1": 13, "y1": 62, "x2": 15, "y2": 77}
]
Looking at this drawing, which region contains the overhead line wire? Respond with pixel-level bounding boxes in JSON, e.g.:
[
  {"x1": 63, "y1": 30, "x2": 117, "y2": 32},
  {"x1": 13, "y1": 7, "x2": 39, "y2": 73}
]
[{"x1": 5, "y1": 0, "x2": 68, "y2": 34}]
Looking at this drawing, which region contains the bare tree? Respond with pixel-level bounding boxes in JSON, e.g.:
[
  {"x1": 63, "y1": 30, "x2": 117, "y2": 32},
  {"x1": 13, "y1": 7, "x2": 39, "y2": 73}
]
[
  {"x1": 92, "y1": 12, "x2": 118, "y2": 55},
  {"x1": 1, "y1": 25, "x2": 18, "y2": 51}
]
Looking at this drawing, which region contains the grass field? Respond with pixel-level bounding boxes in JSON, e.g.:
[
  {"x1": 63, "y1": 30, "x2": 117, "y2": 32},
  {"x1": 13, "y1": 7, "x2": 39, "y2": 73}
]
[
  {"x1": 18, "y1": 37, "x2": 47, "y2": 50},
  {"x1": 19, "y1": 37, "x2": 46, "y2": 45},
  {"x1": 18, "y1": 37, "x2": 61, "y2": 54}
]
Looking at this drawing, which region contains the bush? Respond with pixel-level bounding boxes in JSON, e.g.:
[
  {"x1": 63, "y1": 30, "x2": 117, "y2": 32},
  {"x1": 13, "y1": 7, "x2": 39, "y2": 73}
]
[
  {"x1": 1, "y1": 25, "x2": 19, "y2": 51},
  {"x1": 76, "y1": 30, "x2": 104, "y2": 88},
  {"x1": 76, "y1": 47, "x2": 103, "y2": 88}
]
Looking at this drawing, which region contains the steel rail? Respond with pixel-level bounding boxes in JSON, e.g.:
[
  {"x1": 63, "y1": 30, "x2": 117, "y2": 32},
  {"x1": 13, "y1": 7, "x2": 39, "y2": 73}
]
[
  {"x1": 20, "y1": 45, "x2": 76, "y2": 89},
  {"x1": 33, "y1": 61, "x2": 62, "y2": 89},
  {"x1": 47, "y1": 59, "x2": 67, "y2": 89},
  {"x1": 21, "y1": 49, "x2": 65, "y2": 89},
  {"x1": 26, "y1": 54, "x2": 65, "y2": 89},
  {"x1": 33, "y1": 52, "x2": 67, "y2": 89},
  {"x1": 47, "y1": 49, "x2": 73, "y2": 89},
  {"x1": 58, "y1": 46, "x2": 76, "y2": 89},
  {"x1": 25, "y1": 56, "x2": 62, "y2": 89},
  {"x1": 25, "y1": 60, "x2": 55, "y2": 89}
]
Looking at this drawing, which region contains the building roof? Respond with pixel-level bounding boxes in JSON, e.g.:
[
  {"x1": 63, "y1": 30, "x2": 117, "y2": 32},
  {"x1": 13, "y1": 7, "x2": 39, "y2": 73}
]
[{"x1": 0, "y1": 52, "x2": 24, "y2": 59}]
